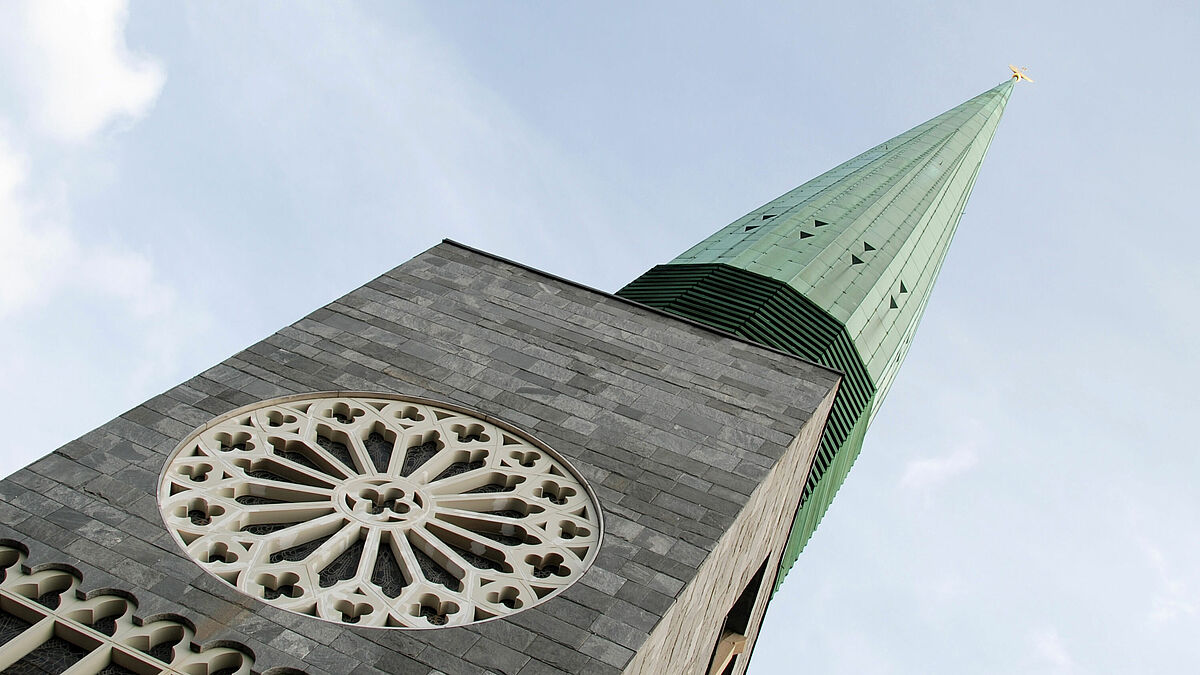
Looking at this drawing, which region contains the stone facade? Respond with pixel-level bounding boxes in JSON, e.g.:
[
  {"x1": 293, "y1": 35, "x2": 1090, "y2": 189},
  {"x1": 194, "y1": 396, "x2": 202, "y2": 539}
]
[{"x1": 0, "y1": 241, "x2": 838, "y2": 674}]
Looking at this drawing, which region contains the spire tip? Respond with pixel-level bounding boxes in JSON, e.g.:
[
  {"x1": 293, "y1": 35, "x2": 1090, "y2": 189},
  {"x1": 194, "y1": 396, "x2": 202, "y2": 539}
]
[{"x1": 1009, "y1": 65, "x2": 1034, "y2": 83}]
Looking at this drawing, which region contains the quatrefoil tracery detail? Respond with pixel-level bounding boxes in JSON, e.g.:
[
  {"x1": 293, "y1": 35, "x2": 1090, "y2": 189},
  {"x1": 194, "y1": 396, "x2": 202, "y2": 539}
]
[{"x1": 159, "y1": 393, "x2": 601, "y2": 629}]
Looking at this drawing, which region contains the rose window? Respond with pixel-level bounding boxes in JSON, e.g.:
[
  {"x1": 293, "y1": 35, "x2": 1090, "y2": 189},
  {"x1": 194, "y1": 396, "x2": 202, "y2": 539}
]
[{"x1": 158, "y1": 393, "x2": 601, "y2": 629}]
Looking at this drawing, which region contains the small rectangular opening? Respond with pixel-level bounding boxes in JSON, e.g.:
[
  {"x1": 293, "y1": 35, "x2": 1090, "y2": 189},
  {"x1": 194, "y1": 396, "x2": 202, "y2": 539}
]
[{"x1": 706, "y1": 559, "x2": 770, "y2": 675}]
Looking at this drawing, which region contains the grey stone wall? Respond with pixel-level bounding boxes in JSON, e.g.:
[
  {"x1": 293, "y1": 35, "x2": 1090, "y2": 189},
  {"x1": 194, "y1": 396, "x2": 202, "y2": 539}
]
[{"x1": 0, "y1": 241, "x2": 839, "y2": 674}]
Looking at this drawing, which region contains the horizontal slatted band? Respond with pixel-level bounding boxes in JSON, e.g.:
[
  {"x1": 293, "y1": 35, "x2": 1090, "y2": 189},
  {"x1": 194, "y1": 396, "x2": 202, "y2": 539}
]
[{"x1": 617, "y1": 263, "x2": 877, "y2": 588}]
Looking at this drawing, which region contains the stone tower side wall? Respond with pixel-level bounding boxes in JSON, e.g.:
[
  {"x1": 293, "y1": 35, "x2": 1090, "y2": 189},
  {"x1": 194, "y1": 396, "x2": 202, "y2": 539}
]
[{"x1": 623, "y1": 385, "x2": 836, "y2": 675}]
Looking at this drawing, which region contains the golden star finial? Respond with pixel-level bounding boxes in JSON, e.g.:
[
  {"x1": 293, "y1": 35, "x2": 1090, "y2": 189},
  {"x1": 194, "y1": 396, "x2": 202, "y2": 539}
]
[{"x1": 1009, "y1": 65, "x2": 1034, "y2": 83}]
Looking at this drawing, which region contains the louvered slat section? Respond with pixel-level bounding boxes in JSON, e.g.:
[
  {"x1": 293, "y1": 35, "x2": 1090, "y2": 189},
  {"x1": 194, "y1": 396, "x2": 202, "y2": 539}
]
[{"x1": 617, "y1": 263, "x2": 877, "y2": 588}]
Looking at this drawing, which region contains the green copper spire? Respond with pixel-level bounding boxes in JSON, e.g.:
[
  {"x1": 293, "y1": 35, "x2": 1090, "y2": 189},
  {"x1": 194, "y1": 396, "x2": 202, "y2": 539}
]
[{"x1": 618, "y1": 78, "x2": 1015, "y2": 588}]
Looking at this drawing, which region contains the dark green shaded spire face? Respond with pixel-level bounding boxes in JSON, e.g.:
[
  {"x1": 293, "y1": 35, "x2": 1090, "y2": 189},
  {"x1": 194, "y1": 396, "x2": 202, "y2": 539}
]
[{"x1": 618, "y1": 79, "x2": 1015, "y2": 587}]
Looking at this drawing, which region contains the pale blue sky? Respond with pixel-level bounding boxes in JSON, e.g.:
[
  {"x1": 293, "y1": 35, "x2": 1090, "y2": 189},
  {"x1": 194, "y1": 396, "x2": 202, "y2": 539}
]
[{"x1": 1, "y1": 2, "x2": 1197, "y2": 672}]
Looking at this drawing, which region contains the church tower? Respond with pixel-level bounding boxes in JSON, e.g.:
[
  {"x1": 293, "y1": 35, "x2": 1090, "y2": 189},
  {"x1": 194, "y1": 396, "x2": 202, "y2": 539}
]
[{"x1": 0, "y1": 79, "x2": 1015, "y2": 675}]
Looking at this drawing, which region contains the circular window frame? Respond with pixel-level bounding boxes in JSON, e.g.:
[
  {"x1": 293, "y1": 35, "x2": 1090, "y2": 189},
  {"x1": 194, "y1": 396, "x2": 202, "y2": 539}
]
[{"x1": 156, "y1": 391, "x2": 604, "y2": 630}]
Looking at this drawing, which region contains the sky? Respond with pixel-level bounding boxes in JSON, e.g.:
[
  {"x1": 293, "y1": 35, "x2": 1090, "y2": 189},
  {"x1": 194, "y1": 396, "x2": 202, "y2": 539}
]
[{"x1": 0, "y1": 1, "x2": 1197, "y2": 672}]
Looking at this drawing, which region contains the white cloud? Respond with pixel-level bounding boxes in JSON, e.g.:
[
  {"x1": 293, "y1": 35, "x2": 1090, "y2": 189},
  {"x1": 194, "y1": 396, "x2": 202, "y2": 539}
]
[
  {"x1": 0, "y1": 140, "x2": 72, "y2": 314},
  {"x1": 1030, "y1": 627, "x2": 1074, "y2": 671},
  {"x1": 0, "y1": 0, "x2": 171, "y2": 317},
  {"x1": 898, "y1": 447, "x2": 979, "y2": 491},
  {"x1": 0, "y1": 0, "x2": 165, "y2": 142},
  {"x1": 0, "y1": 125, "x2": 194, "y2": 466},
  {"x1": 0, "y1": 0, "x2": 185, "y2": 465},
  {"x1": 0, "y1": 134, "x2": 175, "y2": 320},
  {"x1": 1142, "y1": 539, "x2": 1197, "y2": 625}
]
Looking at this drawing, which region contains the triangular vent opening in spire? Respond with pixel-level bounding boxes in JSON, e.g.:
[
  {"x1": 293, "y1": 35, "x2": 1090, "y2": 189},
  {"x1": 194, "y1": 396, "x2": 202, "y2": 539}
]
[
  {"x1": 889, "y1": 296, "x2": 898, "y2": 309},
  {"x1": 863, "y1": 242, "x2": 875, "y2": 252},
  {"x1": 851, "y1": 255, "x2": 864, "y2": 265},
  {"x1": 899, "y1": 281, "x2": 908, "y2": 294},
  {"x1": 799, "y1": 231, "x2": 814, "y2": 239},
  {"x1": 762, "y1": 214, "x2": 777, "y2": 220},
  {"x1": 814, "y1": 219, "x2": 828, "y2": 227},
  {"x1": 744, "y1": 225, "x2": 759, "y2": 232}
]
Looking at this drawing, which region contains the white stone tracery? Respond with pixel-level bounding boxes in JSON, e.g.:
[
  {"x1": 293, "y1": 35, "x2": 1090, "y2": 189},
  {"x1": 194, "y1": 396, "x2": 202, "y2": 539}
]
[
  {"x1": 158, "y1": 393, "x2": 601, "y2": 629},
  {"x1": 0, "y1": 542, "x2": 253, "y2": 674}
]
